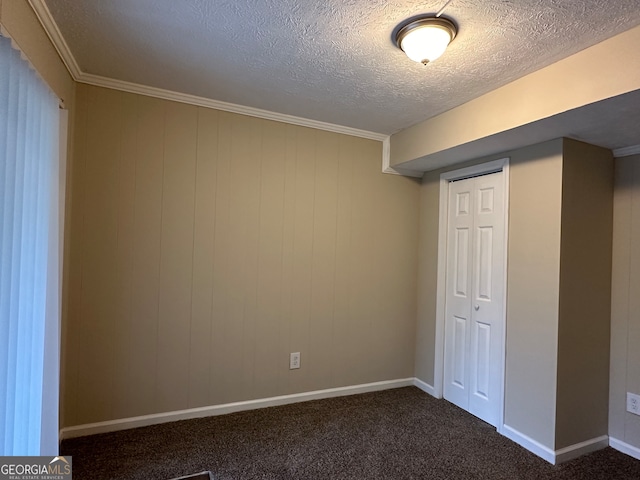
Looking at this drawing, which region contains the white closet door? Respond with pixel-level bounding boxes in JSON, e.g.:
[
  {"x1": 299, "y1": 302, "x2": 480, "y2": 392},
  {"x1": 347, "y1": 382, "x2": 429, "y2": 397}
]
[{"x1": 443, "y1": 171, "x2": 505, "y2": 427}]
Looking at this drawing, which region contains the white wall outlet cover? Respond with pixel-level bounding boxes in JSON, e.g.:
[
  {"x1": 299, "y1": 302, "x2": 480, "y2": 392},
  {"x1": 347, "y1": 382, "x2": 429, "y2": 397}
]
[
  {"x1": 290, "y1": 352, "x2": 300, "y2": 370},
  {"x1": 626, "y1": 392, "x2": 640, "y2": 415}
]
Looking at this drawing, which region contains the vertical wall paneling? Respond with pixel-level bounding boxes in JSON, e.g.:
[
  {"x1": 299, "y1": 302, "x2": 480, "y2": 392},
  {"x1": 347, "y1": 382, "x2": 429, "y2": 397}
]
[
  {"x1": 609, "y1": 158, "x2": 632, "y2": 438},
  {"x1": 254, "y1": 120, "x2": 286, "y2": 399},
  {"x1": 221, "y1": 113, "x2": 245, "y2": 401},
  {"x1": 626, "y1": 159, "x2": 640, "y2": 446},
  {"x1": 188, "y1": 107, "x2": 219, "y2": 408},
  {"x1": 308, "y1": 130, "x2": 340, "y2": 390},
  {"x1": 610, "y1": 155, "x2": 640, "y2": 451},
  {"x1": 288, "y1": 127, "x2": 316, "y2": 393},
  {"x1": 127, "y1": 95, "x2": 165, "y2": 417},
  {"x1": 279, "y1": 125, "x2": 299, "y2": 394},
  {"x1": 350, "y1": 140, "x2": 379, "y2": 383},
  {"x1": 156, "y1": 102, "x2": 198, "y2": 413},
  {"x1": 111, "y1": 92, "x2": 139, "y2": 420},
  {"x1": 75, "y1": 86, "x2": 121, "y2": 424},
  {"x1": 210, "y1": 111, "x2": 233, "y2": 405},
  {"x1": 364, "y1": 139, "x2": 417, "y2": 381},
  {"x1": 351, "y1": 141, "x2": 376, "y2": 382},
  {"x1": 64, "y1": 85, "x2": 419, "y2": 426},
  {"x1": 230, "y1": 114, "x2": 262, "y2": 401},
  {"x1": 63, "y1": 84, "x2": 88, "y2": 427},
  {"x1": 332, "y1": 137, "x2": 356, "y2": 387}
]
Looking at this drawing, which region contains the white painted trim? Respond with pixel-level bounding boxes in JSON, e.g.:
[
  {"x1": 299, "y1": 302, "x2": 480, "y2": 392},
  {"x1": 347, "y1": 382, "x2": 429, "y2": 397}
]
[
  {"x1": 79, "y1": 74, "x2": 425, "y2": 177},
  {"x1": 555, "y1": 435, "x2": 609, "y2": 464},
  {"x1": 413, "y1": 378, "x2": 436, "y2": 397},
  {"x1": 27, "y1": 0, "x2": 414, "y2": 175},
  {"x1": 433, "y1": 175, "x2": 448, "y2": 399},
  {"x1": 434, "y1": 158, "x2": 510, "y2": 414},
  {"x1": 501, "y1": 424, "x2": 556, "y2": 464},
  {"x1": 27, "y1": 0, "x2": 82, "y2": 79},
  {"x1": 76, "y1": 73, "x2": 386, "y2": 142},
  {"x1": 502, "y1": 425, "x2": 608, "y2": 464},
  {"x1": 498, "y1": 160, "x2": 510, "y2": 437},
  {"x1": 381, "y1": 137, "x2": 423, "y2": 177},
  {"x1": 613, "y1": 145, "x2": 640, "y2": 158},
  {"x1": 439, "y1": 159, "x2": 507, "y2": 183},
  {"x1": 28, "y1": 0, "x2": 391, "y2": 144},
  {"x1": 382, "y1": 137, "x2": 395, "y2": 174},
  {"x1": 610, "y1": 437, "x2": 640, "y2": 461},
  {"x1": 0, "y1": 26, "x2": 66, "y2": 108},
  {"x1": 59, "y1": 378, "x2": 414, "y2": 440}
]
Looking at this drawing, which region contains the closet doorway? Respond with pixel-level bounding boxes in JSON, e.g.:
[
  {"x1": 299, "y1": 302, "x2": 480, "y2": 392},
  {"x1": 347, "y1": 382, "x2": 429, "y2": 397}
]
[{"x1": 435, "y1": 159, "x2": 509, "y2": 429}]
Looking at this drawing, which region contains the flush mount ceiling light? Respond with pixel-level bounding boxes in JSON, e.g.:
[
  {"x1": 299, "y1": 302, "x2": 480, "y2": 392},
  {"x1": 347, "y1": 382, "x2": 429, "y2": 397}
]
[{"x1": 395, "y1": 16, "x2": 457, "y2": 65}]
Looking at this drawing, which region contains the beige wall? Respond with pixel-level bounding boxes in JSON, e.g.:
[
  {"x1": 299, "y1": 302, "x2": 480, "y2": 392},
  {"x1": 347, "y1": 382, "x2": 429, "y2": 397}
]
[
  {"x1": 416, "y1": 138, "x2": 615, "y2": 451},
  {"x1": 390, "y1": 24, "x2": 640, "y2": 167},
  {"x1": 503, "y1": 140, "x2": 565, "y2": 448},
  {"x1": 416, "y1": 139, "x2": 564, "y2": 448},
  {"x1": 555, "y1": 140, "x2": 613, "y2": 449},
  {"x1": 1, "y1": 0, "x2": 627, "y2": 453},
  {"x1": 414, "y1": 169, "x2": 441, "y2": 383},
  {"x1": 0, "y1": 0, "x2": 74, "y2": 104},
  {"x1": 610, "y1": 154, "x2": 640, "y2": 451},
  {"x1": 62, "y1": 83, "x2": 420, "y2": 427}
]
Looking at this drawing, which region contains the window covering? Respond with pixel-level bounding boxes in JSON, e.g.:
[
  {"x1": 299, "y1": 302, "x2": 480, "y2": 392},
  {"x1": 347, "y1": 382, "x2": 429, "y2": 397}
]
[{"x1": 0, "y1": 33, "x2": 61, "y2": 456}]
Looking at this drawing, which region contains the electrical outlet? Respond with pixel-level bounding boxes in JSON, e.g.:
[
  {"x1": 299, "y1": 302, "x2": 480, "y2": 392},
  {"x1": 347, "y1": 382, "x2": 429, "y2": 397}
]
[
  {"x1": 290, "y1": 352, "x2": 300, "y2": 370},
  {"x1": 627, "y1": 392, "x2": 640, "y2": 415}
]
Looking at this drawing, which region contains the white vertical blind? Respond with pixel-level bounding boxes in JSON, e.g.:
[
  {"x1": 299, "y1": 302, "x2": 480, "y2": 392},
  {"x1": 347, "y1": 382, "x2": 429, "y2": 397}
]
[{"x1": 0, "y1": 33, "x2": 61, "y2": 455}]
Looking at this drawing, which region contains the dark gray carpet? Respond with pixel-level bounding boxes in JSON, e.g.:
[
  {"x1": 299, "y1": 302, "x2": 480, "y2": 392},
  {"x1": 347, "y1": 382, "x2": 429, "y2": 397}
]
[{"x1": 61, "y1": 387, "x2": 640, "y2": 479}]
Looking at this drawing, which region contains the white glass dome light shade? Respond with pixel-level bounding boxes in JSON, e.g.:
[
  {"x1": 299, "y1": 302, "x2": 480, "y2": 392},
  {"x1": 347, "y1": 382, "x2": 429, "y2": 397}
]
[
  {"x1": 396, "y1": 17, "x2": 457, "y2": 65},
  {"x1": 401, "y1": 25, "x2": 452, "y2": 63}
]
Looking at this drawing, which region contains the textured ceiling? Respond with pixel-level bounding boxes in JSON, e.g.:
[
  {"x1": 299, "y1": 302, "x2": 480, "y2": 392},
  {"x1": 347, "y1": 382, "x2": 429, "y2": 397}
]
[{"x1": 45, "y1": 0, "x2": 640, "y2": 135}]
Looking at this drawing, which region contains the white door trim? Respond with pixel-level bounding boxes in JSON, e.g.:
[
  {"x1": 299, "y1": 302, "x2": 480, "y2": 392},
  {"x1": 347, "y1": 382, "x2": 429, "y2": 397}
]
[{"x1": 433, "y1": 158, "x2": 509, "y2": 432}]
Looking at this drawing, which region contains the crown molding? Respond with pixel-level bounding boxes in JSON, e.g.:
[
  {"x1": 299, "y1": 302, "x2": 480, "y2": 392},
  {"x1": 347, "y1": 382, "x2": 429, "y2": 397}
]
[
  {"x1": 77, "y1": 72, "x2": 387, "y2": 142},
  {"x1": 613, "y1": 144, "x2": 640, "y2": 158},
  {"x1": 28, "y1": 0, "x2": 430, "y2": 177},
  {"x1": 28, "y1": 0, "x2": 387, "y2": 144},
  {"x1": 28, "y1": 0, "x2": 82, "y2": 79},
  {"x1": 382, "y1": 137, "x2": 423, "y2": 178}
]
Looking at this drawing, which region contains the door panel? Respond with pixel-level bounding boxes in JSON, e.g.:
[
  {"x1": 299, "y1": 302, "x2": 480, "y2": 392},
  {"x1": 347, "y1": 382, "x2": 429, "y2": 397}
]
[
  {"x1": 457, "y1": 191, "x2": 470, "y2": 216},
  {"x1": 478, "y1": 187, "x2": 494, "y2": 213},
  {"x1": 476, "y1": 226, "x2": 493, "y2": 301},
  {"x1": 455, "y1": 228, "x2": 469, "y2": 297},
  {"x1": 444, "y1": 171, "x2": 505, "y2": 427},
  {"x1": 453, "y1": 315, "x2": 467, "y2": 388},
  {"x1": 474, "y1": 321, "x2": 491, "y2": 399},
  {"x1": 443, "y1": 179, "x2": 473, "y2": 411}
]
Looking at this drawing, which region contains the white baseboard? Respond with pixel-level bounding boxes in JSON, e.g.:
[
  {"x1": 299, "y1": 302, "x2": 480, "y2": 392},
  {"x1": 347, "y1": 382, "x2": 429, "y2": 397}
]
[
  {"x1": 60, "y1": 378, "x2": 414, "y2": 440},
  {"x1": 555, "y1": 435, "x2": 609, "y2": 464},
  {"x1": 413, "y1": 378, "x2": 436, "y2": 397},
  {"x1": 501, "y1": 424, "x2": 556, "y2": 464},
  {"x1": 501, "y1": 425, "x2": 608, "y2": 464},
  {"x1": 610, "y1": 437, "x2": 640, "y2": 461}
]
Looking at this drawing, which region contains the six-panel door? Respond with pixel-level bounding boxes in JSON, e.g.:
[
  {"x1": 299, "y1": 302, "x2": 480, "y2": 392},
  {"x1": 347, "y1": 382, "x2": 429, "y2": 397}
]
[{"x1": 443, "y1": 171, "x2": 505, "y2": 427}]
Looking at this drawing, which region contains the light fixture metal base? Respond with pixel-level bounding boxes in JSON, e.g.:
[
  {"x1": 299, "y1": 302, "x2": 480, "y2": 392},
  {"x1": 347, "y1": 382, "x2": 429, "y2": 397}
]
[
  {"x1": 395, "y1": 16, "x2": 457, "y2": 65},
  {"x1": 395, "y1": 16, "x2": 457, "y2": 49}
]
